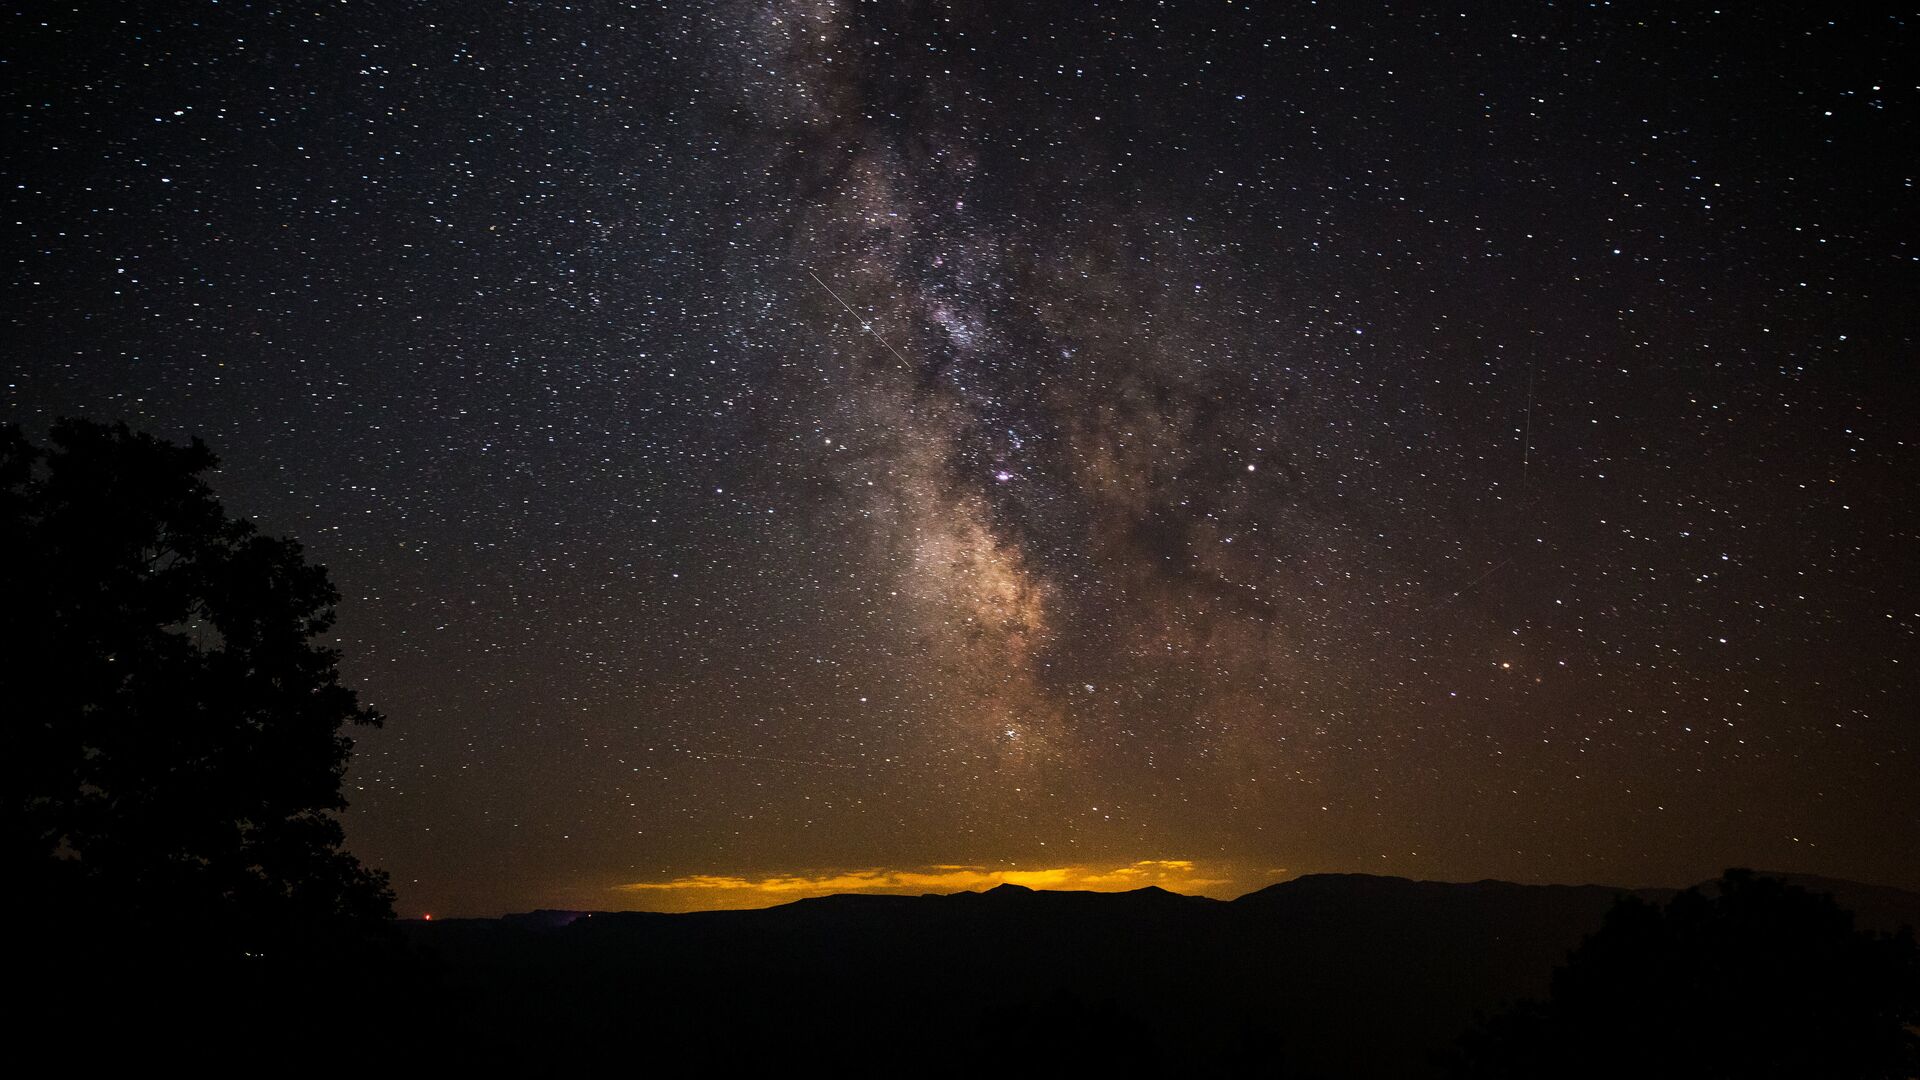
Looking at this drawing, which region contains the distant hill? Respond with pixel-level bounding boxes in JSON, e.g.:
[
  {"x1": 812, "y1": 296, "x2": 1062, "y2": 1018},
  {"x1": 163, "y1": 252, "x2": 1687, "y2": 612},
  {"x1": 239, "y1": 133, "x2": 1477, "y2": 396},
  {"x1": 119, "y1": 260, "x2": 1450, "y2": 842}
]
[{"x1": 403, "y1": 872, "x2": 1920, "y2": 1077}]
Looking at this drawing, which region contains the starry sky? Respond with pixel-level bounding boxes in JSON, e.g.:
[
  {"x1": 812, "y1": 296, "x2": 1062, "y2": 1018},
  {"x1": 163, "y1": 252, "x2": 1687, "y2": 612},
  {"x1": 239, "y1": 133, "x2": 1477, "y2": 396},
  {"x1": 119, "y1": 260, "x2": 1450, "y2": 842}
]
[{"x1": 5, "y1": 1, "x2": 1916, "y2": 916}]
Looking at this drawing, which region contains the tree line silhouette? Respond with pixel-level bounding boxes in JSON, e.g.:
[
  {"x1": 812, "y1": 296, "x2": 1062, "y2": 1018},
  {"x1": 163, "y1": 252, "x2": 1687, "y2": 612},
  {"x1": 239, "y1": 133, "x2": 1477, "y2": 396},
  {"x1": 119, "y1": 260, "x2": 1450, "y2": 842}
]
[
  {"x1": 4, "y1": 419, "x2": 401, "y2": 1062},
  {"x1": 1450, "y1": 869, "x2": 1920, "y2": 1078}
]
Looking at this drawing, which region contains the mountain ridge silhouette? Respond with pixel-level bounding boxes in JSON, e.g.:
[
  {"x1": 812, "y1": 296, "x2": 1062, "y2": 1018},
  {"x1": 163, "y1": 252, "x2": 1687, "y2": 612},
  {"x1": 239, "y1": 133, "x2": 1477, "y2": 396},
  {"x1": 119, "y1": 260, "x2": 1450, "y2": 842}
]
[
  {"x1": 456, "y1": 870, "x2": 1918, "y2": 930},
  {"x1": 404, "y1": 871, "x2": 1918, "y2": 1076}
]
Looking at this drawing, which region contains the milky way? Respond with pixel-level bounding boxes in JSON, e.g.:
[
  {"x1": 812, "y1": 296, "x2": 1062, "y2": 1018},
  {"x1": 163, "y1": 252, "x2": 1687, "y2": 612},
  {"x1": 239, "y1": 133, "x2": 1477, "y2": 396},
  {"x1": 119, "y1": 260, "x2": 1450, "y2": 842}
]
[{"x1": 5, "y1": 2, "x2": 1915, "y2": 914}]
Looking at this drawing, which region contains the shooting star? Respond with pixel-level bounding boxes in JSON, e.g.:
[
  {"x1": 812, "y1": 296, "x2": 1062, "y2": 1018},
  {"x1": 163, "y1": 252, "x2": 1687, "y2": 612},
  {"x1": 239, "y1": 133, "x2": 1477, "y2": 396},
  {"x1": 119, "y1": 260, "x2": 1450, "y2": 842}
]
[
  {"x1": 1427, "y1": 556, "x2": 1515, "y2": 615},
  {"x1": 809, "y1": 268, "x2": 913, "y2": 370},
  {"x1": 684, "y1": 747, "x2": 861, "y2": 771},
  {"x1": 1521, "y1": 368, "x2": 1535, "y2": 492}
]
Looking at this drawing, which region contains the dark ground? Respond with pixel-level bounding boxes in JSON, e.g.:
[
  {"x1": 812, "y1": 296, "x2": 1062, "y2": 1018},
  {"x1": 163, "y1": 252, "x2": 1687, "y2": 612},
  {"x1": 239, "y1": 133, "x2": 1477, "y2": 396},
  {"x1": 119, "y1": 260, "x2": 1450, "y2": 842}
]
[{"x1": 384, "y1": 872, "x2": 1920, "y2": 1077}]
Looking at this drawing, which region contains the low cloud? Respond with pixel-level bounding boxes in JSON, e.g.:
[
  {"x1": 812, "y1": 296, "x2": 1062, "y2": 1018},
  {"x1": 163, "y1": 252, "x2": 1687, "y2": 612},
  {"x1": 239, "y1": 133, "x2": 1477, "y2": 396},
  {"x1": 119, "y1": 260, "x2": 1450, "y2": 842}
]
[{"x1": 615, "y1": 860, "x2": 1233, "y2": 910}]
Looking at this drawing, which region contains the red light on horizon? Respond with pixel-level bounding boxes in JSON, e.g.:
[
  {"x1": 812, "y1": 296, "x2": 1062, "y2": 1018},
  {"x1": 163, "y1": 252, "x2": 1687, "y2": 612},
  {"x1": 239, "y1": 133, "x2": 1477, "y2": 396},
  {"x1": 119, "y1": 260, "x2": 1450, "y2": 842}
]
[{"x1": 423, "y1": 913, "x2": 433, "y2": 921}]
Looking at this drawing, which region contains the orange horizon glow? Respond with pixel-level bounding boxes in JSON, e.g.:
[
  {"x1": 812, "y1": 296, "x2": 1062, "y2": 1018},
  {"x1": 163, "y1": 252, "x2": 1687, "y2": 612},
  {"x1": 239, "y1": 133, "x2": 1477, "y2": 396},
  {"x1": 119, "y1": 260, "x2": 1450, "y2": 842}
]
[{"x1": 612, "y1": 859, "x2": 1261, "y2": 912}]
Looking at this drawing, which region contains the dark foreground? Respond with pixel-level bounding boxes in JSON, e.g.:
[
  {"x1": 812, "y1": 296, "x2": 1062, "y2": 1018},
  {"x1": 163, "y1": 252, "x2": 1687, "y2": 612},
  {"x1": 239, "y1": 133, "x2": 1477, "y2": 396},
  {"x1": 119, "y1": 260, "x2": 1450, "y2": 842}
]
[{"x1": 380, "y1": 871, "x2": 1917, "y2": 1077}]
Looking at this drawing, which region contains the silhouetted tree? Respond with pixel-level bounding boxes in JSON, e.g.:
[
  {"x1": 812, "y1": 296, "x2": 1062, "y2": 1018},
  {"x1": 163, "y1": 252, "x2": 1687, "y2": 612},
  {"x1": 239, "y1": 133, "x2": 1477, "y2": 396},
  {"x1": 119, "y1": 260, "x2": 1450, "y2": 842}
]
[
  {"x1": 1449, "y1": 869, "x2": 1920, "y2": 1079},
  {"x1": 2, "y1": 419, "x2": 392, "y2": 970}
]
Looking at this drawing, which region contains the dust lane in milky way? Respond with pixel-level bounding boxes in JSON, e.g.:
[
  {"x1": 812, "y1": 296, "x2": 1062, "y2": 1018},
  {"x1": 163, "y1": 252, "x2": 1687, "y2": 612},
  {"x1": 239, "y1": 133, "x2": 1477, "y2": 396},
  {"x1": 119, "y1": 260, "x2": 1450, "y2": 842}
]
[{"x1": 4, "y1": 1, "x2": 1914, "y2": 914}]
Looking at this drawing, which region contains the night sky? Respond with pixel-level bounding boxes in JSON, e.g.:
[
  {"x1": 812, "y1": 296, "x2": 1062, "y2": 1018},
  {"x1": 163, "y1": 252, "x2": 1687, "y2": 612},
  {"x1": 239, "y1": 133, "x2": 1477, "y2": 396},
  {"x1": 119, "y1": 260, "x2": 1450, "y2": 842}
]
[{"x1": 6, "y1": 2, "x2": 1916, "y2": 916}]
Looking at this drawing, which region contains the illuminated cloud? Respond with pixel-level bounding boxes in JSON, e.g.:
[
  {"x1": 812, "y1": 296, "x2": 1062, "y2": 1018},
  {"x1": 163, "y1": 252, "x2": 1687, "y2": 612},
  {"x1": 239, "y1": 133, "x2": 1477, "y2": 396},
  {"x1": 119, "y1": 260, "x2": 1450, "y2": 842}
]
[{"x1": 616, "y1": 860, "x2": 1235, "y2": 910}]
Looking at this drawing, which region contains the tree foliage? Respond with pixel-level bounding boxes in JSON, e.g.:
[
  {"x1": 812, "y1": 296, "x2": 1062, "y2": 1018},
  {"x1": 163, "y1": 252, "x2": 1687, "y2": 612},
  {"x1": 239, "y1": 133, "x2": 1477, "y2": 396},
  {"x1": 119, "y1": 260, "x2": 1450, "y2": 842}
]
[
  {"x1": 1451, "y1": 869, "x2": 1920, "y2": 1078},
  {"x1": 2, "y1": 419, "x2": 392, "y2": 961}
]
